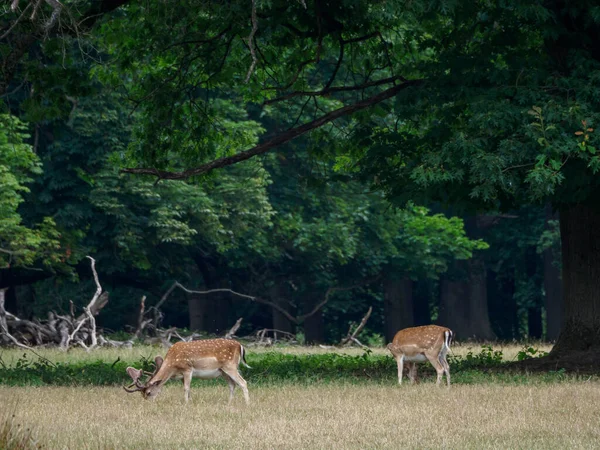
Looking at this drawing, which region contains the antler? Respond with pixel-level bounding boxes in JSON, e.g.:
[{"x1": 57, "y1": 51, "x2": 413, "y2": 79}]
[{"x1": 122, "y1": 378, "x2": 146, "y2": 393}]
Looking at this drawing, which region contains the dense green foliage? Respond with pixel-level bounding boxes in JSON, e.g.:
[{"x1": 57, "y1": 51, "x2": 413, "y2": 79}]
[
  {"x1": 3, "y1": 0, "x2": 593, "y2": 349},
  {"x1": 0, "y1": 114, "x2": 61, "y2": 270}
]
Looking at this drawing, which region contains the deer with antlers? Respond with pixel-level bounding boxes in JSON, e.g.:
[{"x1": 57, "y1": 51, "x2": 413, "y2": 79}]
[
  {"x1": 387, "y1": 325, "x2": 453, "y2": 386},
  {"x1": 124, "y1": 338, "x2": 250, "y2": 403}
]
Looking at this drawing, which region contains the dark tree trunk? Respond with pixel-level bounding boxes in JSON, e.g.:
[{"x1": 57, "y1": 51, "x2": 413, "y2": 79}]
[
  {"x1": 303, "y1": 291, "x2": 324, "y2": 344},
  {"x1": 467, "y1": 256, "x2": 496, "y2": 340},
  {"x1": 413, "y1": 280, "x2": 432, "y2": 326},
  {"x1": 383, "y1": 277, "x2": 413, "y2": 343},
  {"x1": 528, "y1": 307, "x2": 543, "y2": 339},
  {"x1": 438, "y1": 277, "x2": 470, "y2": 338},
  {"x1": 439, "y1": 257, "x2": 496, "y2": 341},
  {"x1": 487, "y1": 268, "x2": 518, "y2": 340},
  {"x1": 544, "y1": 205, "x2": 563, "y2": 341},
  {"x1": 188, "y1": 293, "x2": 209, "y2": 332},
  {"x1": 5, "y1": 286, "x2": 17, "y2": 315},
  {"x1": 551, "y1": 204, "x2": 600, "y2": 356},
  {"x1": 269, "y1": 283, "x2": 294, "y2": 334},
  {"x1": 524, "y1": 245, "x2": 543, "y2": 339},
  {"x1": 188, "y1": 289, "x2": 231, "y2": 334}
]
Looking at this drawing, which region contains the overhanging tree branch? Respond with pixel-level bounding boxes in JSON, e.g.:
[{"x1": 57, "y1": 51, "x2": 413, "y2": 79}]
[{"x1": 120, "y1": 79, "x2": 423, "y2": 180}]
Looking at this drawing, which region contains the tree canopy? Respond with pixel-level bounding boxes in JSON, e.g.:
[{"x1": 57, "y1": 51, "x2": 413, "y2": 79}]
[{"x1": 1, "y1": 0, "x2": 598, "y2": 358}]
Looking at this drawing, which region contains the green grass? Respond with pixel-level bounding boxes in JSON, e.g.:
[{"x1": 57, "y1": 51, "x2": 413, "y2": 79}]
[{"x1": 0, "y1": 344, "x2": 587, "y2": 387}]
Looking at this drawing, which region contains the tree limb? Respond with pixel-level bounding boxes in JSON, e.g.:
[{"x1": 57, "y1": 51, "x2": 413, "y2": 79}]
[
  {"x1": 245, "y1": 0, "x2": 259, "y2": 82},
  {"x1": 339, "y1": 306, "x2": 372, "y2": 346},
  {"x1": 120, "y1": 79, "x2": 423, "y2": 180}
]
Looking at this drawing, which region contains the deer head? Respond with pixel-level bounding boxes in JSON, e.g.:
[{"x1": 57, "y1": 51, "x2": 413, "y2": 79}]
[{"x1": 123, "y1": 356, "x2": 164, "y2": 400}]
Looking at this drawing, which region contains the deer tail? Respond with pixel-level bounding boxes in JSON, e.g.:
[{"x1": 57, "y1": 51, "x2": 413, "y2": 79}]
[
  {"x1": 240, "y1": 344, "x2": 251, "y2": 369},
  {"x1": 444, "y1": 330, "x2": 454, "y2": 354}
]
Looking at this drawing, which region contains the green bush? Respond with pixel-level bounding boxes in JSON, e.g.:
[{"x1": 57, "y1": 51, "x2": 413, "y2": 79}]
[{"x1": 0, "y1": 346, "x2": 570, "y2": 387}]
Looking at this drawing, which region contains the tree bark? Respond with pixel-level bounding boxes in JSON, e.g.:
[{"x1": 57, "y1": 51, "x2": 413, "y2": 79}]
[
  {"x1": 551, "y1": 204, "x2": 600, "y2": 356},
  {"x1": 303, "y1": 291, "x2": 325, "y2": 344},
  {"x1": 528, "y1": 307, "x2": 543, "y2": 339},
  {"x1": 467, "y1": 256, "x2": 496, "y2": 340},
  {"x1": 187, "y1": 293, "x2": 209, "y2": 332},
  {"x1": 544, "y1": 205, "x2": 563, "y2": 341},
  {"x1": 439, "y1": 256, "x2": 496, "y2": 341},
  {"x1": 383, "y1": 277, "x2": 413, "y2": 343},
  {"x1": 438, "y1": 276, "x2": 470, "y2": 338},
  {"x1": 487, "y1": 268, "x2": 518, "y2": 340},
  {"x1": 269, "y1": 283, "x2": 294, "y2": 334},
  {"x1": 412, "y1": 280, "x2": 432, "y2": 326}
]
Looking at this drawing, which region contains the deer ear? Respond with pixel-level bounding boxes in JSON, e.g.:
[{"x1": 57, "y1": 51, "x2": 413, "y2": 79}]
[
  {"x1": 154, "y1": 356, "x2": 164, "y2": 369},
  {"x1": 126, "y1": 367, "x2": 143, "y2": 382}
]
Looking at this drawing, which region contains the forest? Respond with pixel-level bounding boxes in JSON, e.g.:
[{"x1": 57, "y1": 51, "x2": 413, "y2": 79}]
[
  {"x1": 2, "y1": 1, "x2": 600, "y2": 448},
  {"x1": 2, "y1": 0, "x2": 586, "y2": 350}
]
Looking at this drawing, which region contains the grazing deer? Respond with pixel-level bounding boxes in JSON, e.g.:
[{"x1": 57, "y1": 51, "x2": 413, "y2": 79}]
[
  {"x1": 387, "y1": 325, "x2": 453, "y2": 386},
  {"x1": 124, "y1": 338, "x2": 250, "y2": 403}
]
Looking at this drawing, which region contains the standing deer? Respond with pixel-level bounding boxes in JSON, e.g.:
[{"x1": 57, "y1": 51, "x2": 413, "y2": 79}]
[
  {"x1": 124, "y1": 338, "x2": 250, "y2": 403},
  {"x1": 387, "y1": 325, "x2": 453, "y2": 386}
]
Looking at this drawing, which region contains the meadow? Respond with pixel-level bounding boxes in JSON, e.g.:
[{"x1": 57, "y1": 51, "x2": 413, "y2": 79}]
[{"x1": 2, "y1": 342, "x2": 599, "y2": 450}]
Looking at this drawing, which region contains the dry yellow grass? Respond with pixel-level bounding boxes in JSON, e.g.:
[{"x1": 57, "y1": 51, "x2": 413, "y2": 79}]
[
  {"x1": 1, "y1": 381, "x2": 598, "y2": 449},
  {"x1": 0, "y1": 342, "x2": 554, "y2": 366}
]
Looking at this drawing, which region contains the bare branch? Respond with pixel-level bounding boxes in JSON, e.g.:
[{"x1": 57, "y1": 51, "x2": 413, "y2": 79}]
[
  {"x1": 245, "y1": 0, "x2": 258, "y2": 83},
  {"x1": 66, "y1": 256, "x2": 105, "y2": 350},
  {"x1": 121, "y1": 79, "x2": 423, "y2": 180},
  {"x1": 264, "y1": 75, "x2": 407, "y2": 105},
  {"x1": 297, "y1": 276, "x2": 380, "y2": 322},
  {"x1": 225, "y1": 317, "x2": 243, "y2": 339},
  {"x1": 0, "y1": 2, "x2": 32, "y2": 40},
  {"x1": 339, "y1": 306, "x2": 372, "y2": 346}
]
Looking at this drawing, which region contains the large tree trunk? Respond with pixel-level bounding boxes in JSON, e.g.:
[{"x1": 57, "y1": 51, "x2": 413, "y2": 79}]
[
  {"x1": 413, "y1": 280, "x2": 432, "y2": 326},
  {"x1": 438, "y1": 277, "x2": 470, "y2": 338},
  {"x1": 528, "y1": 307, "x2": 543, "y2": 339},
  {"x1": 525, "y1": 246, "x2": 543, "y2": 339},
  {"x1": 438, "y1": 257, "x2": 496, "y2": 341},
  {"x1": 269, "y1": 283, "x2": 294, "y2": 334},
  {"x1": 188, "y1": 289, "x2": 231, "y2": 334},
  {"x1": 487, "y1": 268, "x2": 518, "y2": 340},
  {"x1": 303, "y1": 291, "x2": 324, "y2": 344},
  {"x1": 383, "y1": 277, "x2": 413, "y2": 343},
  {"x1": 544, "y1": 204, "x2": 563, "y2": 341},
  {"x1": 467, "y1": 256, "x2": 496, "y2": 340},
  {"x1": 188, "y1": 293, "x2": 209, "y2": 332},
  {"x1": 551, "y1": 204, "x2": 600, "y2": 356}
]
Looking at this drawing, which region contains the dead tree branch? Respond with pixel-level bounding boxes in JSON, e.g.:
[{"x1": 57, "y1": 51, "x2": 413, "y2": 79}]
[
  {"x1": 339, "y1": 306, "x2": 372, "y2": 346},
  {"x1": 225, "y1": 317, "x2": 243, "y2": 339},
  {"x1": 245, "y1": 0, "x2": 259, "y2": 82}
]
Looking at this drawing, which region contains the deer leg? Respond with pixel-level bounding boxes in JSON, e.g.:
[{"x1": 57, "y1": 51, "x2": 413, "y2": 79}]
[
  {"x1": 439, "y1": 354, "x2": 451, "y2": 387},
  {"x1": 183, "y1": 370, "x2": 193, "y2": 402},
  {"x1": 396, "y1": 355, "x2": 404, "y2": 385},
  {"x1": 407, "y1": 362, "x2": 418, "y2": 384},
  {"x1": 425, "y1": 354, "x2": 445, "y2": 386},
  {"x1": 221, "y1": 368, "x2": 249, "y2": 405},
  {"x1": 221, "y1": 372, "x2": 236, "y2": 403}
]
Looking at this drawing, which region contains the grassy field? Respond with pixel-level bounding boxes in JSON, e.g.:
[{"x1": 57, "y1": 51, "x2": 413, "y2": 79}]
[
  {"x1": 3, "y1": 342, "x2": 592, "y2": 449},
  {"x1": 2, "y1": 382, "x2": 599, "y2": 449}
]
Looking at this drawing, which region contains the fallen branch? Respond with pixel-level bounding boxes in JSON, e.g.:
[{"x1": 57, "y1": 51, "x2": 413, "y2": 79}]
[
  {"x1": 339, "y1": 306, "x2": 373, "y2": 347},
  {"x1": 225, "y1": 317, "x2": 243, "y2": 339}
]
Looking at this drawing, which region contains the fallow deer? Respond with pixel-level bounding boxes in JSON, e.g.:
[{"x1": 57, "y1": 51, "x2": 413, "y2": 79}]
[
  {"x1": 387, "y1": 325, "x2": 453, "y2": 386},
  {"x1": 124, "y1": 338, "x2": 250, "y2": 403}
]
